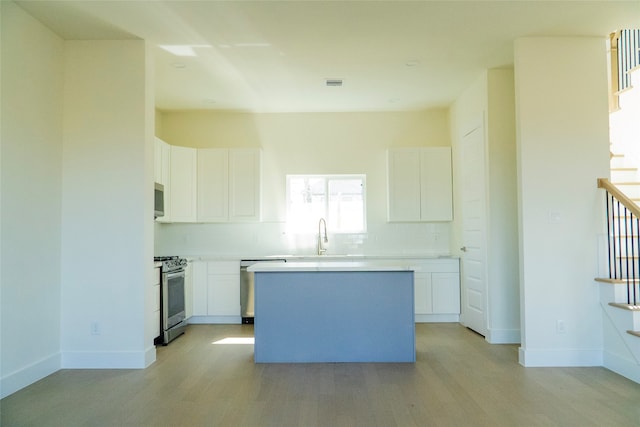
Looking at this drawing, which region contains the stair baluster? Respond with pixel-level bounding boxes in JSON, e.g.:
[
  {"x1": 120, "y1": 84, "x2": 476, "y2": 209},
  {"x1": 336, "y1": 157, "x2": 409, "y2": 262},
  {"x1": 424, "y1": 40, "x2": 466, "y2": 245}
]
[{"x1": 599, "y1": 178, "x2": 640, "y2": 306}]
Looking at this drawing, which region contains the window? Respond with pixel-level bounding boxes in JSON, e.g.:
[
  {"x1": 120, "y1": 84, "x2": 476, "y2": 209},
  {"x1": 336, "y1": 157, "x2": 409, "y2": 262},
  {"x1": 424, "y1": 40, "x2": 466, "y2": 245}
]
[{"x1": 286, "y1": 175, "x2": 366, "y2": 233}]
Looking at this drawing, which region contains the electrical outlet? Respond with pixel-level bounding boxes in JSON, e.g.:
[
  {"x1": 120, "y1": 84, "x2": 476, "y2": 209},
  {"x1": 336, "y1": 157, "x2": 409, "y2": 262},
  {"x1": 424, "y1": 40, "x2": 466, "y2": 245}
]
[
  {"x1": 556, "y1": 319, "x2": 566, "y2": 334},
  {"x1": 91, "y1": 322, "x2": 101, "y2": 336}
]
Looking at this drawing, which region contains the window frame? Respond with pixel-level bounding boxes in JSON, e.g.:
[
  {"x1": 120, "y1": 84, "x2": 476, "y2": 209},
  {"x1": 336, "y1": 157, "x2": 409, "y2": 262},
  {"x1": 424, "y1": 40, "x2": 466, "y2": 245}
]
[{"x1": 285, "y1": 174, "x2": 367, "y2": 234}]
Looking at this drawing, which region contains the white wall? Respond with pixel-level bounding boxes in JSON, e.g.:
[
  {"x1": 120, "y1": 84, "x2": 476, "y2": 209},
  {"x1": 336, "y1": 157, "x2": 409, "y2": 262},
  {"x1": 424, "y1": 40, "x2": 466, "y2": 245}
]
[
  {"x1": 155, "y1": 110, "x2": 454, "y2": 257},
  {"x1": 0, "y1": 2, "x2": 65, "y2": 398},
  {"x1": 486, "y1": 69, "x2": 520, "y2": 343},
  {"x1": 514, "y1": 37, "x2": 610, "y2": 366},
  {"x1": 61, "y1": 40, "x2": 155, "y2": 368}
]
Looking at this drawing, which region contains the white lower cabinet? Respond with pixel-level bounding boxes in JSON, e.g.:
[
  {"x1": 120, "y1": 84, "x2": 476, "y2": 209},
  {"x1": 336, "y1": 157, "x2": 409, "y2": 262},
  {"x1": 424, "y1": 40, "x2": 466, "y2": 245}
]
[
  {"x1": 409, "y1": 258, "x2": 460, "y2": 322},
  {"x1": 190, "y1": 260, "x2": 241, "y2": 324},
  {"x1": 431, "y1": 272, "x2": 460, "y2": 314},
  {"x1": 153, "y1": 266, "x2": 161, "y2": 338},
  {"x1": 189, "y1": 257, "x2": 458, "y2": 324}
]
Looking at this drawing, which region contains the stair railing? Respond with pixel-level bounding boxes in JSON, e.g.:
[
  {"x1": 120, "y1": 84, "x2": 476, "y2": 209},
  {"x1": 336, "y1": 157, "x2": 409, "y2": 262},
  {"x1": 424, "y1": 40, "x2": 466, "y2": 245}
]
[
  {"x1": 617, "y1": 29, "x2": 640, "y2": 92},
  {"x1": 609, "y1": 29, "x2": 640, "y2": 111},
  {"x1": 598, "y1": 178, "x2": 640, "y2": 306}
]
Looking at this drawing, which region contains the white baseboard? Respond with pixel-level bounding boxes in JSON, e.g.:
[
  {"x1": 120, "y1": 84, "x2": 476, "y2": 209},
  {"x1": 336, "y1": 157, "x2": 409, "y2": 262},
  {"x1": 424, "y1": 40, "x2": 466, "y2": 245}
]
[
  {"x1": 1, "y1": 353, "x2": 61, "y2": 399},
  {"x1": 415, "y1": 314, "x2": 459, "y2": 323},
  {"x1": 486, "y1": 328, "x2": 521, "y2": 344},
  {"x1": 189, "y1": 315, "x2": 242, "y2": 324},
  {"x1": 518, "y1": 347, "x2": 603, "y2": 367},
  {"x1": 61, "y1": 351, "x2": 148, "y2": 369},
  {"x1": 144, "y1": 345, "x2": 156, "y2": 367},
  {"x1": 603, "y1": 350, "x2": 640, "y2": 384}
]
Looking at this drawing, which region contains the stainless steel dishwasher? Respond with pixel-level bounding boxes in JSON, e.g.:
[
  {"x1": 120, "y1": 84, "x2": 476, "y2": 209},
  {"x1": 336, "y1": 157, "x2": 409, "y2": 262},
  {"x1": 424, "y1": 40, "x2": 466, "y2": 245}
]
[{"x1": 240, "y1": 259, "x2": 287, "y2": 324}]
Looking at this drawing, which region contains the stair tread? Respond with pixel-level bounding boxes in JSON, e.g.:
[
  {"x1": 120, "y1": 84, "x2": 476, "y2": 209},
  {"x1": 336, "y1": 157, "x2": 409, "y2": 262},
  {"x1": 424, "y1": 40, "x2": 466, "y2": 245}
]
[
  {"x1": 595, "y1": 277, "x2": 640, "y2": 284},
  {"x1": 609, "y1": 302, "x2": 640, "y2": 311}
]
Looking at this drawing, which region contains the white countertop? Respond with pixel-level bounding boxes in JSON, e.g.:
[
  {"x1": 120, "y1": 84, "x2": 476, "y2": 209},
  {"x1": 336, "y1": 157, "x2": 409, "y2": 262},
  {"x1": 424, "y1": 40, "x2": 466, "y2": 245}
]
[
  {"x1": 247, "y1": 260, "x2": 414, "y2": 272},
  {"x1": 183, "y1": 254, "x2": 457, "y2": 262}
]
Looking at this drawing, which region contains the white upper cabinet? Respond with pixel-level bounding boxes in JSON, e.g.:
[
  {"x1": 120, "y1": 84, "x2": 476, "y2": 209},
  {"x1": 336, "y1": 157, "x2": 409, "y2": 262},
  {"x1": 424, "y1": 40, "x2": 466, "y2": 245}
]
[
  {"x1": 197, "y1": 149, "x2": 229, "y2": 222},
  {"x1": 169, "y1": 145, "x2": 197, "y2": 222},
  {"x1": 229, "y1": 149, "x2": 261, "y2": 222},
  {"x1": 198, "y1": 148, "x2": 261, "y2": 222},
  {"x1": 154, "y1": 138, "x2": 172, "y2": 222},
  {"x1": 387, "y1": 148, "x2": 422, "y2": 221},
  {"x1": 195, "y1": 148, "x2": 261, "y2": 223},
  {"x1": 153, "y1": 139, "x2": 261, "y2": 224},
  {"x1": 387, "y1": 147, "x2": 452, "y2": 222},
  {"x1": 419, "y1": 147, "x2": 453, "y2": 221}
]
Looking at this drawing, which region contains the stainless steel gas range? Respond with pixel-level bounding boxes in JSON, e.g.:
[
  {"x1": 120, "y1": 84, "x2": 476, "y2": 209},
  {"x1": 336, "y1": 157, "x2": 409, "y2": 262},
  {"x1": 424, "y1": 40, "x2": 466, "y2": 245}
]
[{"x1": 154, "y1": 256, "x2": 187, "y2": 345}]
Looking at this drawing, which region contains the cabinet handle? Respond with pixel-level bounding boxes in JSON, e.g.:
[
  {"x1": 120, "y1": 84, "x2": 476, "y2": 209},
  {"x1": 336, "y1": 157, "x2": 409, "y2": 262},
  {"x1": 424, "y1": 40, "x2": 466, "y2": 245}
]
[{"x1": 460, "y1": 246, "x2": 467, "y2": 252}]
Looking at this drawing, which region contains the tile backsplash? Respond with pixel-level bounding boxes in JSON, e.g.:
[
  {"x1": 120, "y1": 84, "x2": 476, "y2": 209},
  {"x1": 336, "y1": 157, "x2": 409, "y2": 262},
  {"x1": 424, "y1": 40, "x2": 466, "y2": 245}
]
[{"x1": 154, "y1": 221, "x2": 451, "y2": 258}]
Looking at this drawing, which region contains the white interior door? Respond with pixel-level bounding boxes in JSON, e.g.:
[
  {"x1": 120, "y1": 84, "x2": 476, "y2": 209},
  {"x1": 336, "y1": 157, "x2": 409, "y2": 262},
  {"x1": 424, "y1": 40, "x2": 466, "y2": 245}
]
[{"x1": 460, "y1": 121, "x2": 488, "y2": 336}]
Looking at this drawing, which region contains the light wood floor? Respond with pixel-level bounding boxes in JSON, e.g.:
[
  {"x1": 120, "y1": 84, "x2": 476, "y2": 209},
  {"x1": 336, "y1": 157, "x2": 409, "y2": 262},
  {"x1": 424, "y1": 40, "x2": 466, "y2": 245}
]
[{"x1": 2, "y1": 323, "x2": 640, "y2": 426}]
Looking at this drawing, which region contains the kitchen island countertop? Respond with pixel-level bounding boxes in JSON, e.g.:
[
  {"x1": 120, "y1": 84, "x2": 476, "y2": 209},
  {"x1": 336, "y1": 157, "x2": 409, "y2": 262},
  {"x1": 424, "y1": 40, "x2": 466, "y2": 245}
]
[{"x1": 248, "y1": 260, "x2": 414, "y2": 272}]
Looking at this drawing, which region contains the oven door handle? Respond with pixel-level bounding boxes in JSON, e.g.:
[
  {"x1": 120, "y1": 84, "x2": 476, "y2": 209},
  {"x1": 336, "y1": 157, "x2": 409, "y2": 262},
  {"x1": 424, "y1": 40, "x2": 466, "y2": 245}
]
[{"x1": 165, "y1": 270, "x2": 185, "y2": 280}]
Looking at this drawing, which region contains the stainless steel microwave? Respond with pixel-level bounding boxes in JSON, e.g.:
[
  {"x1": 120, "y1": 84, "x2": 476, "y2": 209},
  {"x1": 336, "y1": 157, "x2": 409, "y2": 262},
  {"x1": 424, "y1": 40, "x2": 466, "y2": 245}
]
[{"x1": 154, "y1": 183, "x2": 165, "y2": 218}]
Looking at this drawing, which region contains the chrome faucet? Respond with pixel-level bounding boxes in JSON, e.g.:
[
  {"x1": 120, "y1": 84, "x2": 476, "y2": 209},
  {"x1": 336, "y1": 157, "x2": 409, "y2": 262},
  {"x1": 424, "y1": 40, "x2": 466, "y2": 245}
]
[{"x1": 318, "y1": 218, "x2": 328, "y2": 255}]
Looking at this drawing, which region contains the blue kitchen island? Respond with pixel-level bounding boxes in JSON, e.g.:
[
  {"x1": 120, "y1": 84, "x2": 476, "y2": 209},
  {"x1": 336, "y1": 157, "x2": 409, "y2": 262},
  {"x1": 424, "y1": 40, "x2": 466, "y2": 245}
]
[{"x1": 249, "y1": 261, "x2": 415, "y2": 363}]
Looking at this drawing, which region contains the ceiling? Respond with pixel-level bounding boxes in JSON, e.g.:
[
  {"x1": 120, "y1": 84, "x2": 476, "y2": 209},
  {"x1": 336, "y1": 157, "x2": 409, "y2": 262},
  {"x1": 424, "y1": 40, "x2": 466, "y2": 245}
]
[{"x1": 16, "y1": 1, "x2": 640, "y2": 113}]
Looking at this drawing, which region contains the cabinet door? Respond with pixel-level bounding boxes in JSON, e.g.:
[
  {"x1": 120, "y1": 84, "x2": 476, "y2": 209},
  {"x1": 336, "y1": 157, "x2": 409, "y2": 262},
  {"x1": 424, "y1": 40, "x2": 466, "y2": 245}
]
[
  {"x1": 197, "y1": 149, "x2": 229, "y2": 222},
  {"x1": 229, "y1": 149, "x2": 261, "y2": 222},
  {"x1": 169, "y1": 145, "x2": 197, "y2": 222},
  {"x1": 432, "y1": 272, "x2": 460, "y2": 314},
  {"x1": 387, "y1": 149, "x2": 421, "y2": 221},
  {"x1": 153, "y1": 267, "x2": 161, "y2": 312},
  {"x1": 191, "y1": 262, "x2": 208, "y2": 316},
  {"x1": 207, "y1": 275, "x2": 241, "y2": 316},
  {"x1": 153, "y1": 267, "x2": 161, "y2": 337},
  {"x1": 155, "y1": 138, "x2": 172, "y2": 222},
  {"x1": 414, "y1": 272, "x2": 433, "y2": 315},
  {"x1": 420, "y1": 147, "x2": 453, "y2": 221},
  {"x1": 206, "y1": 261, "x2": 240, "y2": 316}
]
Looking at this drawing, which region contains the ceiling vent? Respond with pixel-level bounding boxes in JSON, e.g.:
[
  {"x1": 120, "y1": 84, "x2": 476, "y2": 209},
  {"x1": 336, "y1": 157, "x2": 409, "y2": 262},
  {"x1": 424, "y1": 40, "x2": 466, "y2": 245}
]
[{"x1": 325, "y1": 79, "x2": 343, "y2": 87}]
